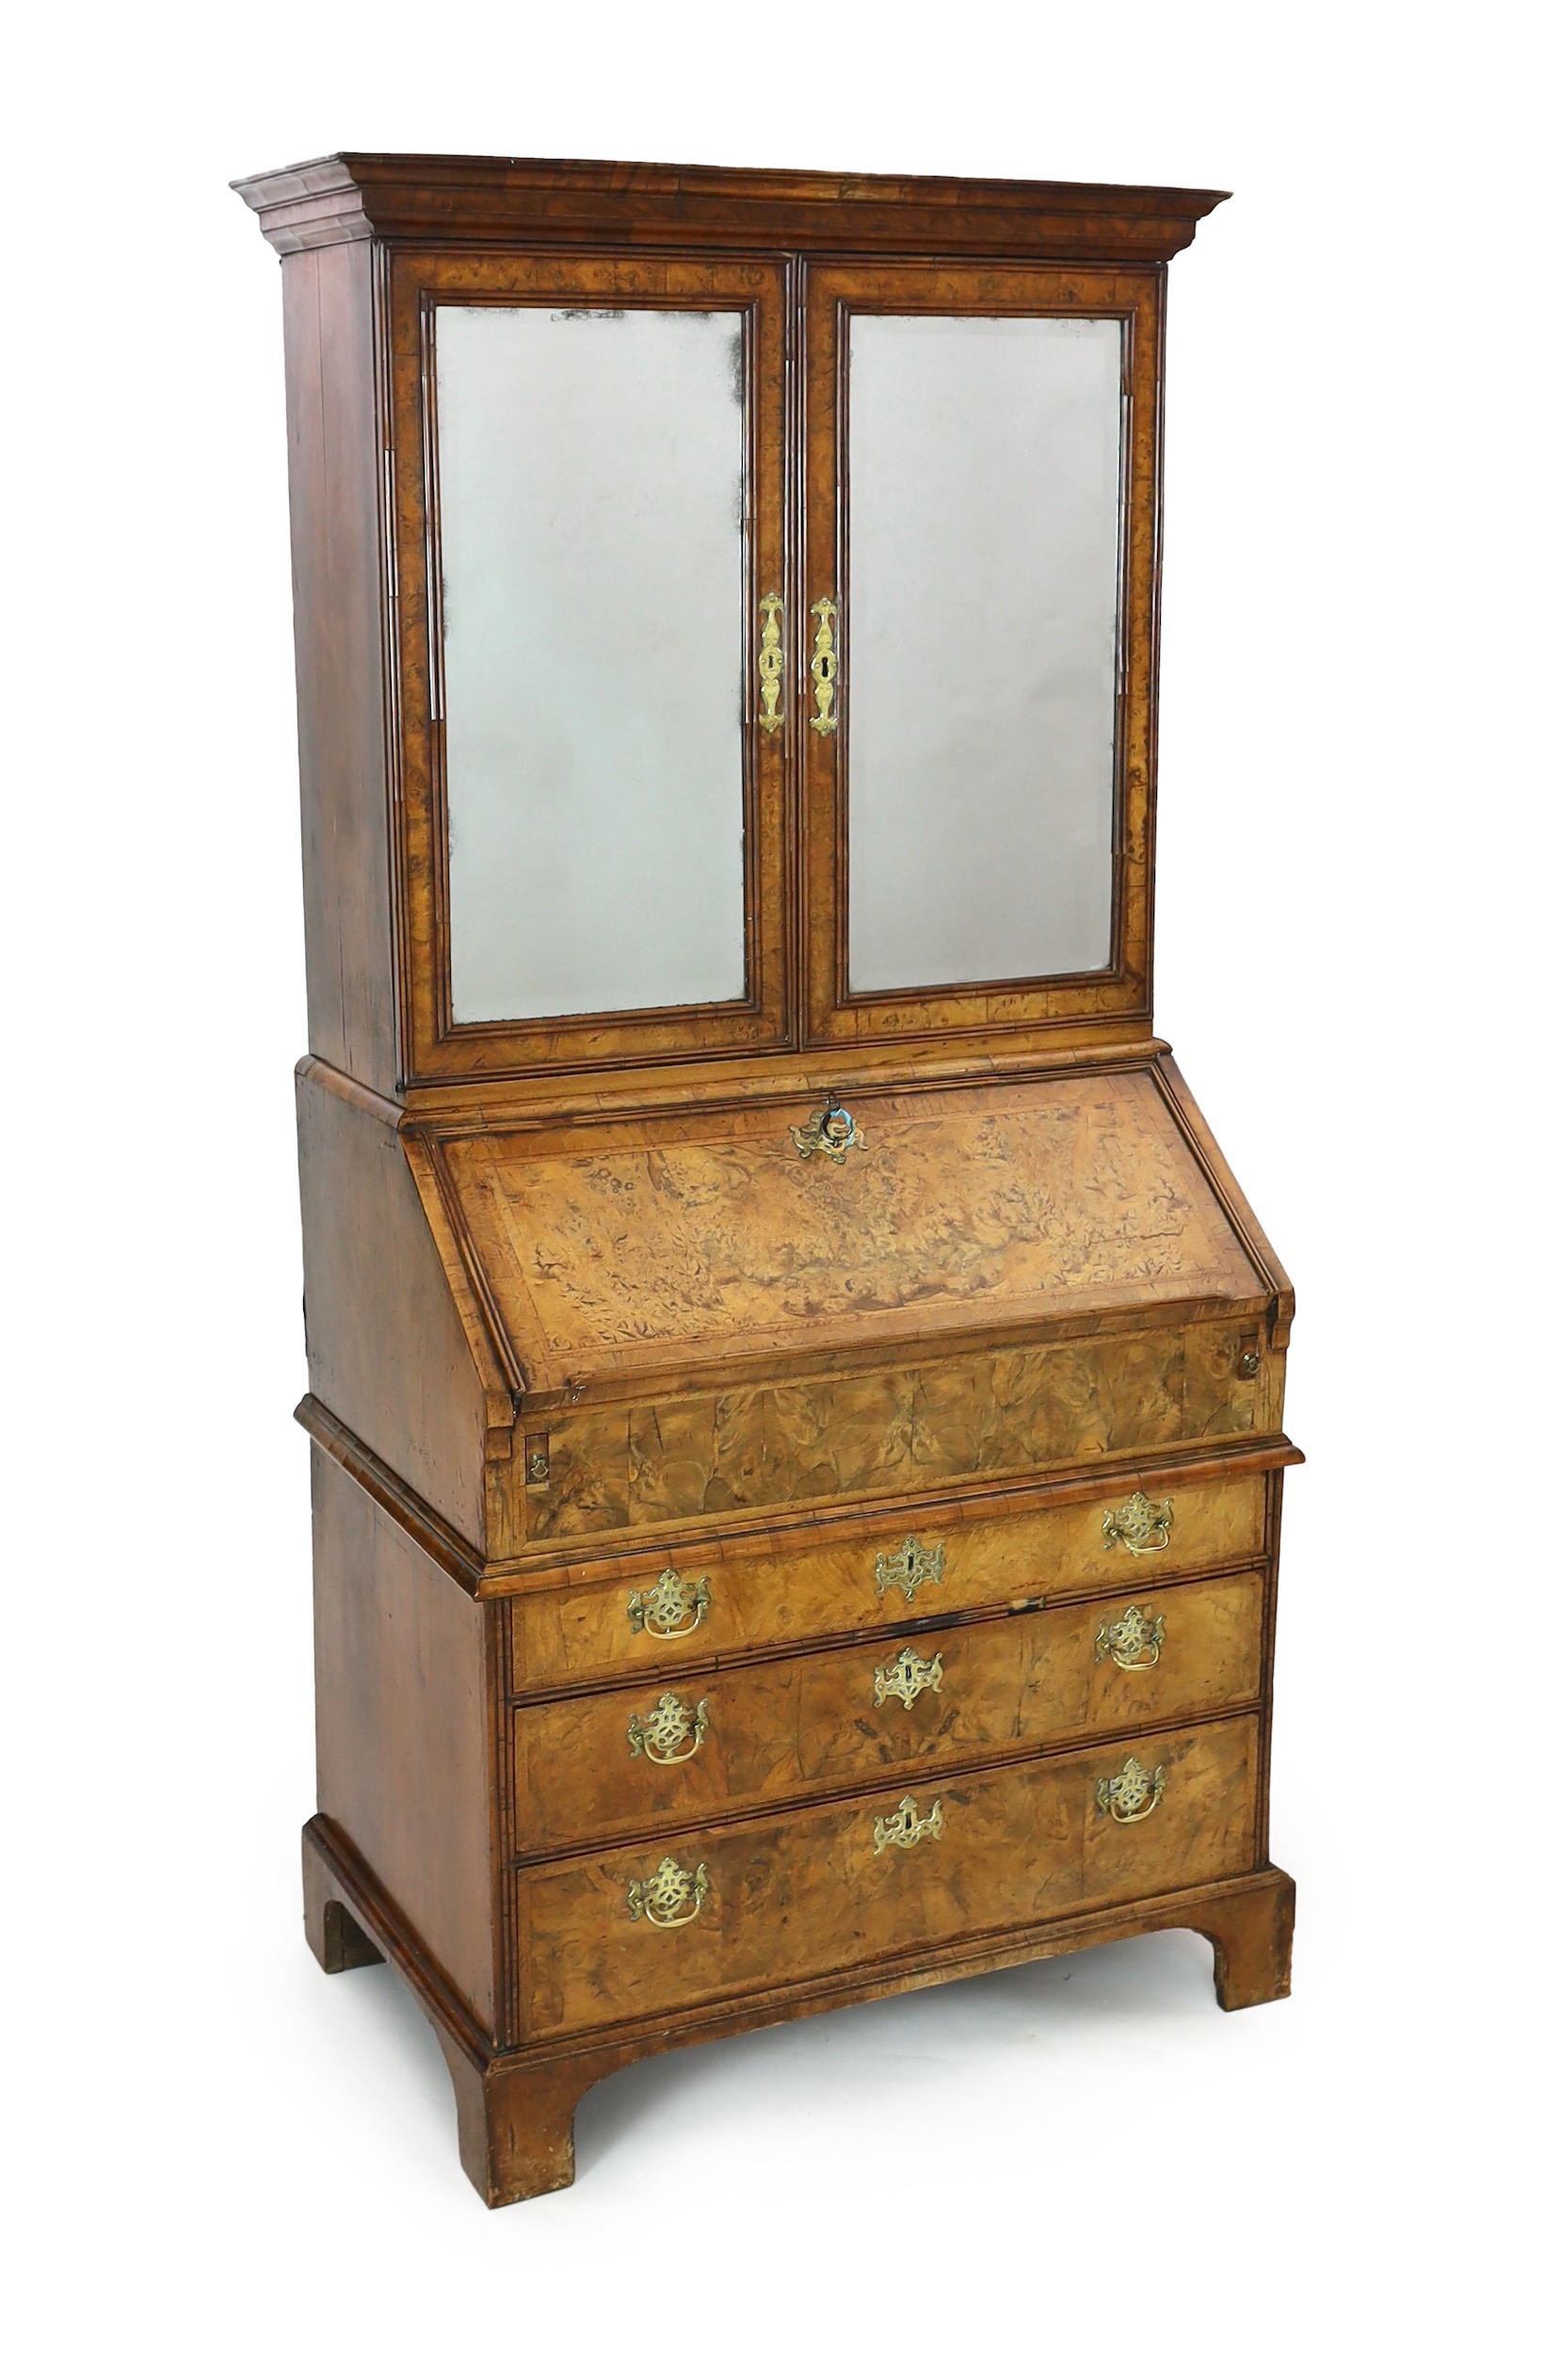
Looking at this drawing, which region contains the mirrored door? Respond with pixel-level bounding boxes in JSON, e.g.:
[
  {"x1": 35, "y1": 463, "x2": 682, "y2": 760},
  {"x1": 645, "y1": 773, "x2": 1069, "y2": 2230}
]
[
  {"x1": 801, "y1": 263, "x2": 1162, "y2": 1050},
  {"x1": 437, "y1": 304, "x2": 750, "y2": 1024},
  {"x1": 392, "y1": 253, "x2": 791, "y2": 1082}
]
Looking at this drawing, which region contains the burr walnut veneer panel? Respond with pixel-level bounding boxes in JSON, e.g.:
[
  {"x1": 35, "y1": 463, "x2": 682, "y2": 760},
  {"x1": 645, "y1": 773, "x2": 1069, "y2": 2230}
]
[
  {"x1": 434, "y1": 1069, "x2": 1264, "y2": 1391},
  {"x1": 524, "y1": 1317, "x2": 1263, "y2": 1545}
]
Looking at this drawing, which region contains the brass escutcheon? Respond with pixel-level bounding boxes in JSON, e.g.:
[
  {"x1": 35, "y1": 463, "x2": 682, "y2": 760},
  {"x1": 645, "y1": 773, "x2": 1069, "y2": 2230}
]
[
  {"x1": 874, "y1": 1647, "x2": 944, "y2": 1712},
  {"x1": 810, "y1": 595, "x2": 839, "y2": 736},
  {"x1": 1102, "y1": 1490, "x2": 1174, "y2": 1556},
  {"x1": 626, "y1": 1856, "x2": 711, "y2": 1928},
  {"x1": 873, "y1": 1793, "x2": 944, "y2": 1855},
  {"x1": 626, "y1": 1568, "x2": 711, "y2": 1638},
  {"x1": 1095, "y1": 1757, "x2": 1167, "y2": 1824},
  {"x1": 874, "y1": 1534, "x2": 945, "y2": 1604},
  {"x1": 756, "y1": 591, "x2": 785, "y2": 732},
  {"x1": 1093, "y1": 1604, "x2": 1166, "y2": 1671},
  {"x1": 626, "y1": 1691, "x2": 710, "y2": 1766},
  {"x1": 791, "y1": 1098, "x2": 865, "y2": 1163}
]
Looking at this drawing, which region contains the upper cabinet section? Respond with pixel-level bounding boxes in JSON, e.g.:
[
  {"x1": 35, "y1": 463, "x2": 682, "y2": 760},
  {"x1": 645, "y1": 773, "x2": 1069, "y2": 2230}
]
[{"x1": 236, "y1": 156, "x2": 1226, "y2": 1099}]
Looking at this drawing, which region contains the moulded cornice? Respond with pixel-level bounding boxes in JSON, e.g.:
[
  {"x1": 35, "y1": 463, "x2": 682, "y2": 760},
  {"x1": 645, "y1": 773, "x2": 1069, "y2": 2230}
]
[{"x1": 232, "y1": 150, "x2": 1229, "y2": 261}]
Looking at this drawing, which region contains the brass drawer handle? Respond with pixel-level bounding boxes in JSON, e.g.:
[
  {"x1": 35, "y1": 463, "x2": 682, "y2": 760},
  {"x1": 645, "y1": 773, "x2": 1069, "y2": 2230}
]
[
  {"x1": 874, "y1": 1534, "x2": 945, "y2": 1604},
  {"x1": 791, "y1": 1096, "x2": 865, "y2": 1163},
  {"x1": 1093, "y1": 1604, "x2": 1166, "y2": 1671},
  {"x1": 1095, "y1": 1757, "x2": 1167, "y2": 1825},
  {"x1": 627, "y1": 1568, "x2": 711, "y2": 1638},
  {"x1": 627, "y1": 1691, "x2": 710, "y2": 1766},
  {"x1": 1102, "y1": 1490, "x2": 1174, "y2": 1555},
  {"x1": 810, "y1": 595, "x2": 840, "y2": 736},
  {"x1": 626, "y1": 1856, "x2": 710, "y2": 1928},
  {"x1": 874, "y1": 1647, "x2": 943, "y2": 1711},
  {"x1": 873, "y1": 1793, "x2": 944, "y2": 1855},
  {"x1": 756, "y1": 591, "x2": 785, "y2": 732}
]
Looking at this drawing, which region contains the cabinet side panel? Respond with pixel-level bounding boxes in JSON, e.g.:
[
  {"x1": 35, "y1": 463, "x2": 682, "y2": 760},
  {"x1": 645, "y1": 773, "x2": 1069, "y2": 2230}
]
[
  {"x1": 312, "y1": 1448, "x2": 495, "y2": 2031},
  {"x1": 282, "y1": 240, "x2": 398, "y2": 1094},
  {"x1": 298, "y1": 1067, "x2": 486, "y2": 1549}
]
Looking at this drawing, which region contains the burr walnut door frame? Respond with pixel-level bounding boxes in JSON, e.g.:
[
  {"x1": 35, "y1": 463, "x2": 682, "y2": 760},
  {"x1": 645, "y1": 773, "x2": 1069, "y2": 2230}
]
[
  {"x1": 799, "y1": 261, "x2": 1165, "y2": 1053},
  {"x1": 388, "y1": 249, "x2": 795, "y2": 1086}
]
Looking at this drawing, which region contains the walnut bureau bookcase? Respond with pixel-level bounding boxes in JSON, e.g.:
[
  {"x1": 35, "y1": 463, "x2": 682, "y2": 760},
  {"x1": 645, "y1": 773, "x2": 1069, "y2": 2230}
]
[{"x1": 235, "y1": 153, "x2": 1299, "y2": 2206}]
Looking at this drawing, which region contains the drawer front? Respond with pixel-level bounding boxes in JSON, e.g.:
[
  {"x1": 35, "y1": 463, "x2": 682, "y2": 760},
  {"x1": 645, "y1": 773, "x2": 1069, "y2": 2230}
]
[
  {"x1": 518, "y1": 1715, "x2": 1260, "y2": 2040},
  {"x1": 508, "y1": 1471, "x2": 1268, "y2": 1691},
  {"x1": 525, "y1": 1320, "x2": 1262, "y2": 1546},
  {"x1": 515, "y1": 1572, "x2": 1265, "y2": 1853}
]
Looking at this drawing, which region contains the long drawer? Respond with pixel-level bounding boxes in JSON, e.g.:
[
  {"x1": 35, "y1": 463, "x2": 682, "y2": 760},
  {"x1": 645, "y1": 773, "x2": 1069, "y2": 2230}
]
[
  {"x1": 518, "y1": 1715, "x2": 1260, "y2": 2041},
  {"x1": 514, "y1": 1572, "x2": 1264, "y2": 1853},
  {"x1": 507, "y1": 1471, "x2": 1267, "y2": 1691}
]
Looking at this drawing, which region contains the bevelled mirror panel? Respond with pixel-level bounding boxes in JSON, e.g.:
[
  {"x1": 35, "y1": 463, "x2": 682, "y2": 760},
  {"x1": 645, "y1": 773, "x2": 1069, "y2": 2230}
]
[
  {"x1": 845, "y1": 314, "x2": 1123, "y2": 995},
  {"x1": 435, "y1": 305, "x2": 749, "y2": 1024}
]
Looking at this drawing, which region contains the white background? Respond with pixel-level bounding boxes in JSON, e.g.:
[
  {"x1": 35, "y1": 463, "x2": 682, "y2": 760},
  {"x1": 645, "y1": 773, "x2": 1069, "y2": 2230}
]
[{"x1": 8, "y1": 5, "x2": 1535, "y2": 2372}]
